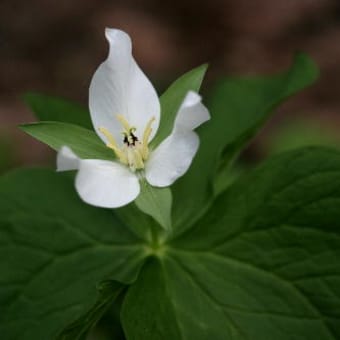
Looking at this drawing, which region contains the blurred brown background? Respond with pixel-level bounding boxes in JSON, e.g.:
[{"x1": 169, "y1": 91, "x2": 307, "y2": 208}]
[{"x1": 1, "y1": 0, "x2": 340, "y2": 171}]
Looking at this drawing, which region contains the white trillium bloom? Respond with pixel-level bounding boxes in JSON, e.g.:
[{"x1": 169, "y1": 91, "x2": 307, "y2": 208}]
[{"x1": 57, "y1": 28, "x2": 210, "y2": 208}]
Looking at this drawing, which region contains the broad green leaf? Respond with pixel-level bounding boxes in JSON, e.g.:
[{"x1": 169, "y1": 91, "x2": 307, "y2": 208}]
[
  {"x1": 135, "y1": 181, "x2": 172, "y2": 231},
  {"x1": 213, "y1": 164, "x2": 243, "y2": 197},
  {"x1": 151, "y1": 64, "x2": 208, "y2": 148},
  {"x1": 20, "y1": 121, "x2": 114, "y2": 160},
  {"x1": 0, "y1": 169, "x2": 147, "y2": 340},
  {"x1": 263, "y1": 119, "x2": 340, "y2": 155},
  {"x1": 23, "y1": 92, "x2": 92, "y2": 129},
  {"x1": 0, "y1": 135, "x2": 15, "y2": 174},
  {"x1": 56, "y1": 281, "x2": 124, "y2": 340},
  {"x1": 121, "y1": 258, "x2": 183, "y2": 340},
  {"x1": 122, "y1": 147, "x2": 340, "y2": 339},
  {"x1": 172, "y1": 53, "x2": 319, "y2": 233}
]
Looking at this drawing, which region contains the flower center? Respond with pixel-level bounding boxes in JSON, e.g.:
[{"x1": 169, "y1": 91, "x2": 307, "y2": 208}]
[{"x1": 98, "y1": 115, "x2": 155, "y2": 172}]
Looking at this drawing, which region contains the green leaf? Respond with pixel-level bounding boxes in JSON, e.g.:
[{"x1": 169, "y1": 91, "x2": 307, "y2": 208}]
[
  {"x1": 56, "y1": 280, "x2": 124, "y2": 340},
  {"x1": 135, "y1": 181, "x2": 172, "y2": 231},
  {"x1": 213, "y1": 164, "x2": 243, "y2": 196},
  {"x1": 263, "y1": 118, "x2": 340, "y2": 155},
  {"x1": 23, "y1": 92, "x2": 92, "y2": 129},
  {"x1": 151, "y1": 64, "x2": 208, "y2": 148},
  {"x1": 122, "y1": 147, "x2": 340, "y2": 339},
  {"x1": 121, "y1": 258, "x2": 183, "y2": 340},
  {"x1": 172, "y1": 53, "x2": 319, "y2": 233},
  {"x1": 20, "y1": 121, "x2": 114, "y2": 160},
  {"x1": 0, "y1": 169, "x2": 147, "y2": 339}
]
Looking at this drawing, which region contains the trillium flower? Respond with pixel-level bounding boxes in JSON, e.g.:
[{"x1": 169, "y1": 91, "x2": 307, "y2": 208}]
[{"x1": 57, "y1": 28, "x2": 210, "y2": 208}]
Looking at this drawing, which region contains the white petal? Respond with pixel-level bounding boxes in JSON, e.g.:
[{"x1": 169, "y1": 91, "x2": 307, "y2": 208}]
[
  {"x1": 57, "y1": 146, "x2": 80, "y2": 171},
  {"x1": 75, "y1": 159, "x2": 140, "y2": 208},
  {"x1": 144, "y1": 91, "x2": 209, "y2": 187},
  {"x1": 174, "y1": 91, "x2": 210, "y2": 130},
  {"x1": 89, "y1": 28, "x2": 160, "y2": 145},
  {"x1": 145, "y1": 129, "x2": 199, "y2": 187}
]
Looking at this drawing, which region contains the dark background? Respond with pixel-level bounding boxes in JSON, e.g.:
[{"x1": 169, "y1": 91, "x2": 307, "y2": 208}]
[{"x1": 1, "y1": 0, "x2": 340, "y2": 171}]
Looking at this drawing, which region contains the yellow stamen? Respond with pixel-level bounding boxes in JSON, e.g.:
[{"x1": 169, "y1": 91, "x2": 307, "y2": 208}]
[
  {"x1": 99, "y1": 115, "x2": 156, "y2": 171},
  {"x1": 142, "y1": 117, "x2": 155, "y2": 145},
  {"x1": 98, "y1": 127, "x2": 117, "y2": 146},
  {"x1": 98, "y1": 127, "x2": 127, "y2": 164},
  {"x1": 116, "y1": 114, "x2": 132, "y2": 133},
  {"x1": 141, "y1": 116, "x2": 155, "y2": 159}
]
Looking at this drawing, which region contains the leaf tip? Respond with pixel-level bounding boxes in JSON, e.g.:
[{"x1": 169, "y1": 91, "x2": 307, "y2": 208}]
[{"x1": 292, "y1": 51, "x2": 320, "y2": 83}]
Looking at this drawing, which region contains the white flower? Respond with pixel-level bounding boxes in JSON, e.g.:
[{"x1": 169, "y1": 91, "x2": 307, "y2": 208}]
[{"x1": 57, "y1": 28, "x2": 210, "y2": 208}]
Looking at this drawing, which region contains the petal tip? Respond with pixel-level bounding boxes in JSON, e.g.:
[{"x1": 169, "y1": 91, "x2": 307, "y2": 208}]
[
  {"x1": 104, "y1": 28, "x2": 131, "y2": 46},
  {"x1": 57, "y1": 146, "x2": 80, "y2": 172},
  {"x1": 182, "y1": 91, "x2": 202, "y2": 108},
  {"x1": 175, "y1": 91, "x2": 210, "y2": 130},
  {"x1": 184, "y1": 91, "x2": 211, "y2": 123}
]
